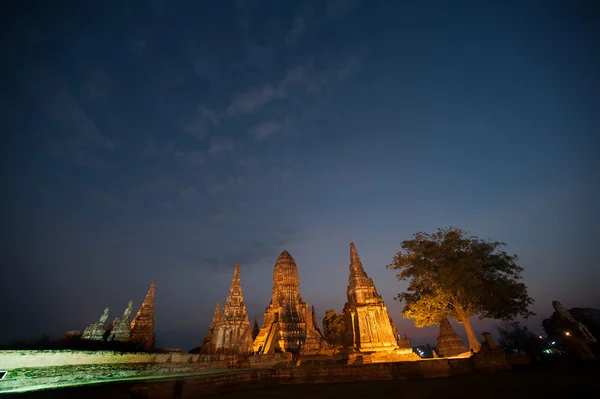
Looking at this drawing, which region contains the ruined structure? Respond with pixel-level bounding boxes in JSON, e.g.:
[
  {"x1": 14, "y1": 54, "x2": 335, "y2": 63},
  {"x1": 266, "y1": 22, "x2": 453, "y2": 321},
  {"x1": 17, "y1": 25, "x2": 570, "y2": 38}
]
[
  {"x1": 253, "y1": 250, "x2": 329, "y2": 355},
  {"x1": 81, "y1": 307, "x2": 109, "y2": 341},
  {"x1": 343, "y1": 243, "x2": 418, "y2": 361},
  {"x1": 208, "y1": 263, "x2": 253, "y2": 354},
  {"x1": 199, "y1": 301, "x2": 220, "y2": 354},
  {"x1": 130, "y1": 281, "x2": 156, "y2": 350},
  {"x1": 552, "y1": 300, "x2": 597, "y2": 361},
  {"x1": 108, "y1": 300, "x2": 134, "y2": 342},
  {"x1": 437, "y1": 317, "x2": 468, "y2": 357}
]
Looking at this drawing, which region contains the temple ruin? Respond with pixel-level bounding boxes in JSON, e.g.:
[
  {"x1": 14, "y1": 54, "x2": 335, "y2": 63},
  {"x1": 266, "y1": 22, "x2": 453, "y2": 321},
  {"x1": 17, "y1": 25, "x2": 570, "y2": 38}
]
[
  {"x1": 252, "y1": 250, "x2": 329, "y2": 355},
  {"x1": 343, "y1": 243, "x2": 418, "y2": 361},
  {"x1": 207, "y1": 263, "x2": 253, "y2": 354},
  {"x1": 108, "y1": 300, "x2": 134, "y2": 342},
  {"x1": 130, "y1": 281, "x2": 156, "y2": 350},
  {"x1": 436, "y1": 316, "x2": 468, "y2": 357},
  {"x1": 81, "y1": 307, "x2": 109, "y2": 341}
]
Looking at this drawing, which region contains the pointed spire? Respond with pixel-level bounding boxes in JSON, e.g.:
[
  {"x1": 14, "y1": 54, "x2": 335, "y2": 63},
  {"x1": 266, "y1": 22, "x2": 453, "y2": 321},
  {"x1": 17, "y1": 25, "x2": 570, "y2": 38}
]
[
  {"x1": 349, "y1": 242, "x2": 368, "y2": 276},
  {"x1": 130, "y1": 280, "x2": 156, "y2": 350},
  {"x1": 212, "y1": 300, "x2": 221, "y2": 324},
  {"x1": 231, "y1": 262, "x2": 241, "y2": 289}
]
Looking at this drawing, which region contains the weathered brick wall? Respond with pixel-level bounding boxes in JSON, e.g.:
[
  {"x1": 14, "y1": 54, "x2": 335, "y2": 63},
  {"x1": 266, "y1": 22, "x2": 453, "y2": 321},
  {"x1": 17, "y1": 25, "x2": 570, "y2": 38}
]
[
  {"x1": 248, "y1": 352, "x2": 294, "y2": 368},
  {"x1": 0, "y1": 350, "x2": 218, "y2": 370}
]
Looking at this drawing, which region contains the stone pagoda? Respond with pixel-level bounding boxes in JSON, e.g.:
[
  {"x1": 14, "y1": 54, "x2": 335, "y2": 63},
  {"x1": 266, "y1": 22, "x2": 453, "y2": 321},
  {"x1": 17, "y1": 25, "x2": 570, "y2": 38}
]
[
  {"x1": 253, "y1": 250, "x2": 329, "y2": 355},
  {"x1": 437, "y1": 316, "x2": 468, "y2": 357},
  {"x1": 82, "y1": 307, "x2": 109, "y2": 341},
  {"x1": 130, "y1": 280, "x2": 156, "y2": 350},
  {"x1": 108, "y1": 300, "x2": 134, "y2": 342},
  {"x1": 343, "y1": 243, "x2": 418, "y2": 361},
  {"x1": 208, "y1": 263, "x2": 253, "y2": 354}
]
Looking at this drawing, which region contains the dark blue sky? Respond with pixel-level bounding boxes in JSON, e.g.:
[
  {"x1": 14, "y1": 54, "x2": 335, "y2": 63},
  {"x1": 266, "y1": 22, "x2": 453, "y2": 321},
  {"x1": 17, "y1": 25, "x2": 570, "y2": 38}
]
[{"x1": 2, "y1": 0, "x2": 598, "y2": 350}]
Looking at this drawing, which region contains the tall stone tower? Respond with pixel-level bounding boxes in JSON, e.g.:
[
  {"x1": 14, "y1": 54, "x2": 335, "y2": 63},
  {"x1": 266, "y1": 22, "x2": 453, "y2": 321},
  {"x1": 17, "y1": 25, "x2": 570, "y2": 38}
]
[
  {"x1": 343, "y1": 243, "x2": 399, "y2": 352},
  {"x1": 252, "y1": 250, "x2": 328, "y2": 355},
  {"x1": 130, "y1": 280, "x2": 156, "y2": 350},
  {"x1": 210, "y1": 263, "x2": 253, "y2": 354}
]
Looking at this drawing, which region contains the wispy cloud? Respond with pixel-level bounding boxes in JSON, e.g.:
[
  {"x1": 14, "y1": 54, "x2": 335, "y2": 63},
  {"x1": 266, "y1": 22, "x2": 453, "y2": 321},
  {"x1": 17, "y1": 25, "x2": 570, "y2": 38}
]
[
  {"x1": 206, "y1": 176, "x2": 246, "y2": 194},
  {"x1": 85, "y1": 70, "x2": 111, "y2": 101},
  {"x1": 30, "y1": 70, "x2": 118, "y2": 168},
  {"x1": 327, "y1": 0, "x2": 361, "y2": 19},
  {"x1": 226, "y1": 85, "x2": 284, "y2": 116},
  {"x1": 183, "y1": 117, "x2": 210, "y2": 140},
  {"x1": 250, "y1": 121, "x2": 281, "y2": 142},
  {"x1": 180, "y1": 185, "x2": 202, "y2": 201},
  {"x1": 173, "y1": 150, "x2": 207, "y2": 168},
  {"x1": 209, "y1": 137, "x2": 235, "y2": 157},
  {"x1": 199, "y1": 105, "x2": 219, "y2": 126},
  {"x1": 237, "y1": 157, "x2": 257, "y2": 167},
  {"x1": 285, "y1": 17, "x2": 306, "y2": 46}
]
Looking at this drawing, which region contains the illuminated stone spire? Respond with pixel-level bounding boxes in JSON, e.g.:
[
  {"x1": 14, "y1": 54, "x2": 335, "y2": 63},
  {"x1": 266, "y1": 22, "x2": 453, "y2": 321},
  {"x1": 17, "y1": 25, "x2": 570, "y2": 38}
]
[
  {"x1": 253, "y1": 250, "x2": 329, "y2": 355},
  {"x1": 347, "y1": 242, "x2": 380, "y2": 300},
  {"x1": 211, "y1": 300, "x2": 221, "y2": 325},
  {"x1": 437, "y1": 317, "x2": 467, "y2": 357},
  {"x1": 130, "y1": 280, "x2": 156, "y2": 350},
  {"x1": 344, "y1": 243, "x2": 404, "y2": 353},
  {"x1": 271, "y1": 250, "x2": 301, "y2": 306},
  {"x1": 210, "y1": 263, "x2": 253, "y2": 354}
]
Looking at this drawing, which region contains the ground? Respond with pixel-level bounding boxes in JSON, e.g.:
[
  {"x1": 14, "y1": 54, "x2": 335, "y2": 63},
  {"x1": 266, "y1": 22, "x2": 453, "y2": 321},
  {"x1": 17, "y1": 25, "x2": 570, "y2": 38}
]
[
  {"x1": 217, "y1": 363, "x2": 598, "y2": 399},
  {"x1": 8, "y1": 362, "x2": 597, "y2": 398}
]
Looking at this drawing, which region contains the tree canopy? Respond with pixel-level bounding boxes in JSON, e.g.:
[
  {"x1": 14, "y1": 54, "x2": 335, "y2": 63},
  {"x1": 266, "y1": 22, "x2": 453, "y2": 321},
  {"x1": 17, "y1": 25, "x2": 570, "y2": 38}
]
[
  {"x1": 322, "y1": 310, "x2": 346, "y2": 352},
  {"x1": 387, "y1": 227, "x2": 534, "y2": 351}
]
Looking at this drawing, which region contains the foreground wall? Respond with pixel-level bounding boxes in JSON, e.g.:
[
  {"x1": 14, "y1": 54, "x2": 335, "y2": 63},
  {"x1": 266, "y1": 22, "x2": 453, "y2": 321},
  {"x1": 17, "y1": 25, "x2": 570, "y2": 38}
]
[
  {"x1": 1, "y1": 351, "x2": 511, "y2": 397},
  {"x1": 0, "y1": 350, "x2": 203, "y2": 369}
]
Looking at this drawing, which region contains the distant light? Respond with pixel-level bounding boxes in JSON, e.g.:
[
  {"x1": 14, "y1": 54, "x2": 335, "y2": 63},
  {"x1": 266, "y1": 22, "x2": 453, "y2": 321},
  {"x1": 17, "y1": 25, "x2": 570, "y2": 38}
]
[
  {"x1": 538, "y1": 336, "x2": 543, "y2": 339},
  {"x1": 551, "y1": 341, "x2": 556, "y2": 345},
  {"x1": 565, "y1": 331, "x2": 571, "y2": 336}
]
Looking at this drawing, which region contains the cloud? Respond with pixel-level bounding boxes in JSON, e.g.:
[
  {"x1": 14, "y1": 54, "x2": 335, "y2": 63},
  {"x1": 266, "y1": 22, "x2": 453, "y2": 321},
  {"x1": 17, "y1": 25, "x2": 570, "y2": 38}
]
[
  {"x1": 326, "y1": 0, "x2": 361, "y2": 19},
  {"x1": 85, "y1": 70, "x2": 111, "y2": 101},
  {"x1": 285, "y1": 2, "x2": 315, "y2": 47},
  {"x1": 250, "y1": 121, "x2": 281, "y2": 142},
  {"x1": 237, "y1": 157, "x2": 257, "y2": 167},
  {"x1": 35, "y1": 74, "x2": 109, "y2": 148},
  {"x1": 179, "y1": 185, "x2": 201, "y2": 201},
  {"x1": 206, "y1": 176, "x2": 245, "y2": 194},
  {"x1": 209, "y1": 137, "x2": 235, "y2": 157},
  {"x1": 173, "y1": 150, "x2": 207, "y2": 168},
  {"x1": 143, "y1": 137, "x2": 162, "y2": 157},
  {"x1": 199, "y1": 105, "x2": 219, "y2": 126},
  {"x1": 285, "y1": 17, "x2": 306, "y2": 46},
  {"x1": 226, "y1": 85, "x2": 284, "y2": 116},
  {"x1": 183, "y1": 117, "x2": 210, "y2": 140},
  {"x1": 30, "y1": 70, "x2": 118, "y2": 168}
]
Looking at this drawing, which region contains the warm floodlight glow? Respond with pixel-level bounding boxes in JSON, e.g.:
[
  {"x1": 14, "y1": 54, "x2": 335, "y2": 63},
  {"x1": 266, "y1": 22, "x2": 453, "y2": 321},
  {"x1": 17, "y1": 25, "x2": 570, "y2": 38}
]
[{"x1": 565, "y1": 331, "x2": 571, "y2": 336}]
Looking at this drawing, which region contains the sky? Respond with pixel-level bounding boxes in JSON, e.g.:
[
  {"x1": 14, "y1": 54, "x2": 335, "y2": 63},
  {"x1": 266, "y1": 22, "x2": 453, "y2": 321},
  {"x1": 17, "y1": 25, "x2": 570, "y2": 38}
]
[{"x1": 1, "y1": 0, "x2": 598, "y2": 351}]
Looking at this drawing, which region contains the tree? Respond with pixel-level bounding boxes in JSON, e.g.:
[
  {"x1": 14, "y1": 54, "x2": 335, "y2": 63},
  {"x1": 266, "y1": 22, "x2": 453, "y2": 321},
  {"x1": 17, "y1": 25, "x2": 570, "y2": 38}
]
[
  {"x1": 497, "y1": 321, "x2": 544, "y2": 360},
  {"x1": 387, "y1": 227, "x2": 534, "y2": 351},
  {"x1": 322, "y1": 310, "x2": 346, "y2": 352}
]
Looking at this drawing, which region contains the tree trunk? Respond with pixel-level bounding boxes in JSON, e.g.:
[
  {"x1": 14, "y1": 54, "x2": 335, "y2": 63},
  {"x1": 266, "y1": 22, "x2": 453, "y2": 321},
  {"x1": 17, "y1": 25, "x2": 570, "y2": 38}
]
[{"x1": 456, "y1": 307, "x2": 481, "y2": 352}]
